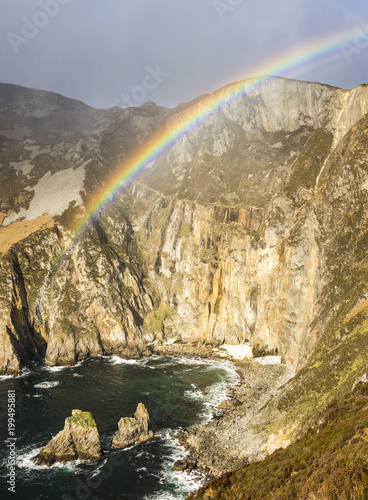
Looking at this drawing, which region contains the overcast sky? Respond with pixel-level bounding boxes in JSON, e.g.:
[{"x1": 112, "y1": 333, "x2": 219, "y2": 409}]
[{"x1": 0, "y1": 0, "x2": 367, "y2": 109}]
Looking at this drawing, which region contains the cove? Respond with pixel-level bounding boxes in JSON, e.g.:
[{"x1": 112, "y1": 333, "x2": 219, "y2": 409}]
[{"x1": 0, "y1": 355, "x2": 238, "y2": 500}]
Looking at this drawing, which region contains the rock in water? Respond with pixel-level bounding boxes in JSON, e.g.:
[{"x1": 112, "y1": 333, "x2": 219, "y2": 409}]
[
  {"x1": 112, "y1": 403, "x2": 154, "y2": 448},
  {"x1": 32, "y1": 410, "x2": 102, "y2": 466}
]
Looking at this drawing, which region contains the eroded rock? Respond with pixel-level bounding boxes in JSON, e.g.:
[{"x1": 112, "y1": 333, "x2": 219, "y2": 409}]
[
  {"x1": 112, "y1": 403, "x2": 154, "y2": 448},
  {"x1": 32, "y1": 410, "x2": 102, "y2": 466}
]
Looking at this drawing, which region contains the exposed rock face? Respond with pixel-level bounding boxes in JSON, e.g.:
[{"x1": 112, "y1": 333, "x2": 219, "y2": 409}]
[
  {"x1": 130, "y1": 184, "x2": 323, "y2": 369},
  {"x1": 32, "y1": 410, "x2": 102, "y2": 466},
  {"x1": 112, "y1": 403, "x2": 154, "y2": 448},
  {"x1": 1, "y1": 77, "x2": 368, "y2": 475},
  {"x1": 0, "y1": 214, "x2": 154, "y2": 375}
]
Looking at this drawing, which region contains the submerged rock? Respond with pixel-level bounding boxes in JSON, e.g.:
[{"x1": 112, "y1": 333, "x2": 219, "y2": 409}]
[
  {"x1": 112, "y1": 403, "x2": 154, "y2": 448},
  {"x1": 173, "y1": 457, "x2": 198, "y2": 471},
  {"x1": 32, "y1": 410, "x2": 102, "y2": 466}
]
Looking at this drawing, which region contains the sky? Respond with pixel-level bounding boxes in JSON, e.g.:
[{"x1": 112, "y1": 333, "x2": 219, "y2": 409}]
[{"x1": 0, "y1": 0, "x2": 367, "y2": 109}]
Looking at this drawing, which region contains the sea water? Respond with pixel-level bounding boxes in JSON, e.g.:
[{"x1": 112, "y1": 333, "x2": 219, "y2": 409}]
[{"x1": 0, "y1": 355, "x2": 238, "y2": 500}]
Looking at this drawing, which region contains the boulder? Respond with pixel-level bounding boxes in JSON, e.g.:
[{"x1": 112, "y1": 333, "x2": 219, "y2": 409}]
[
  {"x1": 173, "y1": 459, "x2": 188, "y2": 471},
  {"x1": 217, "y1": 399, "x2": 239, "y2": 411},
  {"x1": 32, "y1": 410, "x2": 102, "y2": 466},
  {"x1": 173, "y1": 456, "x2": 197, "y2": 471},
  {"x1": 112, "y1": 403, "x2": 154, "y2": 448}
]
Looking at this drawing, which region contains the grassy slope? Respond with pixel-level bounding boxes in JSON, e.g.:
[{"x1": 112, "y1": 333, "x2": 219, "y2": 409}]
[{"x1": 189, "y1": 381, "x2": 368, "y2": 500}]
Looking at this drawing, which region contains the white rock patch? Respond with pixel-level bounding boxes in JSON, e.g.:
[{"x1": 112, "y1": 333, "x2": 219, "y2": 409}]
[
  {"x1": 217, "y1": 343, "x2": 253, "y2": 359},
  {"x1": 255, "y1": 356, "x2": 281, "y2": 365},
  {"x1": 3, "y1": 166, "x2": 85, "y2": 226},
  {"x1": 10, "y1": 159, "x2": 34, "y2": 176}
]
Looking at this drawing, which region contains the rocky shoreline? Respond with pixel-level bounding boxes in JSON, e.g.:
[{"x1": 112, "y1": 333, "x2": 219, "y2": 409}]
[{"x1": 152, "y1": 341, "x2": 293, "y2": 481}]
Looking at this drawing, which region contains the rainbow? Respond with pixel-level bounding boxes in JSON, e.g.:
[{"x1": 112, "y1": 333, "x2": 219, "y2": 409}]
[{"x1": 63, "y1": 26, "x2": 359, "y2": 257}]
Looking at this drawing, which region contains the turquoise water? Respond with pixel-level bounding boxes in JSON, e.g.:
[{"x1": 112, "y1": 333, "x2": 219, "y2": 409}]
[{"x1": 0, "y1": 355, "x2": 238, "y2": 500}]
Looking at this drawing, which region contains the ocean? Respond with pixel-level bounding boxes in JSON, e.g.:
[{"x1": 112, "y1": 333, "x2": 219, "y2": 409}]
[{"x1": 0, "y1": 354, "x2": 238, "y2": 500}]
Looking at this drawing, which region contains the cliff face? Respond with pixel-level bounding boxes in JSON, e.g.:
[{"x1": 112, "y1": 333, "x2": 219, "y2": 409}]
[
  {"x1": 130, "y1": 184, "x2": 324, "y2": 368},
  {"x1": 0, "y1": 85, "x2": 165, "y2": 374},
  {"x1": 1, "y1": 77, "x2": 368, "y2": 464},
  {"x1": 0, "y1": 208, "x2": 154, "y2": 374}
]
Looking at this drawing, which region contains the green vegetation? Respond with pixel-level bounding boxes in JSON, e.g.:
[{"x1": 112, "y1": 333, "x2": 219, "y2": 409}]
[
  {"x1": 189, "y1": 381, "x2": 368, "y2": 500},
  {"x1": 66, "y1": 410, "x2": 97, "y2": 429},
  {"x1": 179, "y1": 221, "x2": 191, "y2": 238},
  {"x1": 143, "y1": 301, "x2": 172, "y2": 333},
  {"x1": 286, "y1": 128, "x2": 333, "y2": 196}
]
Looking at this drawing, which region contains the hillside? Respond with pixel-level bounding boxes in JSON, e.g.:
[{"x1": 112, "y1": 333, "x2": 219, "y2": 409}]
[{"x1": 188, "y1": 380, "x2": 368, "y2": 499}]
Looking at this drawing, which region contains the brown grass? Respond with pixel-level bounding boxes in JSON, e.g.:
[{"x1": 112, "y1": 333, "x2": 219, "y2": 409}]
[{"x1": 0, "y1": 216, "x2": 54, "y2": 254}]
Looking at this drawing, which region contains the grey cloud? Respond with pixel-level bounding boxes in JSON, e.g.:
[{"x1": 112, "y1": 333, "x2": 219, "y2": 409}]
[{"x1": 0, "y1": 0, "x2": 367, "y2": 109}]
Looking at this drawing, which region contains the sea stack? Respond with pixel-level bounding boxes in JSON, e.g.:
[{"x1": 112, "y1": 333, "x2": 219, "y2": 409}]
[
  {"x1": 112, "y1": 403, "x2": 155, "y2": 448},
  {"x1": 32, "y1": 410, "x2": 102, "y2": 466}
]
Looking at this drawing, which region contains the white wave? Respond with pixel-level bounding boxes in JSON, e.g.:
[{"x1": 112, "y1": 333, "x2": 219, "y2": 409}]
[
  {"x1": 201, "y1": 383, "x2": 231, "y2": 422},
  {"x1": 42, "y1": 365, "x2": 70, "y2": 373},
  {"x1": 162, "y1": 354, "x2": 238, "y2": 374},
  {"x1": 17, "y1": 446, "x2": 67, "y2": 471},
  {"x1": 42, "y1": 358, "x2": 89, "y2": 374},
  {"x1": 109, "y1": 354, "x2": 161, "y2": 368},
  {"x1": 0, "y1": 367, "x2": 33, "y2": 381},
  {"x1": 143, "y1": 428, "x2": 205, "y2": 500},
  {"x1": 109, "y1": 355, "x2": 139, "y2": 365},
  {"x1": 184, "y1": 384, "x2": 205, "y2": 401},
  {"x1": 200, "y1": 365, "x2": 240, "y2": 422},
  {"x1": 34, "y1": 381, "x2": 59, "y2": 389},
  {"x1": 17, "y1": 445, "x2": 97, "y2": 473},
  {"x1": 89, "y1": 455, "x2": 110, "y2": 478}
]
